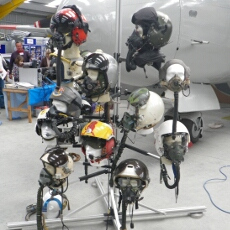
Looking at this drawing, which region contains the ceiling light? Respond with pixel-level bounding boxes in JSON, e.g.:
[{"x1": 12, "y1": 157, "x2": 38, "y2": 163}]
[{"x1": 45, "y1": 0, "x2": 61, "y2": 8}]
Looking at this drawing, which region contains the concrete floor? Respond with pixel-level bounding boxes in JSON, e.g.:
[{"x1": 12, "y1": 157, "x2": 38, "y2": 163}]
[{"x1": 0, "y1": 101, "x2": 230, "y2": 230}]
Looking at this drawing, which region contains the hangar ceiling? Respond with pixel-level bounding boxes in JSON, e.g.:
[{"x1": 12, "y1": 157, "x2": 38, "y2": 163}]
[{"x1": 0, "y1": 0, "x2": 58, "y2": 18}]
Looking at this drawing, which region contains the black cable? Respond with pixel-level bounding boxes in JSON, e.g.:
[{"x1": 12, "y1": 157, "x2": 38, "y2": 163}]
[{"x1": 25, "y1": 204, "x2": 37, "y2": 221}]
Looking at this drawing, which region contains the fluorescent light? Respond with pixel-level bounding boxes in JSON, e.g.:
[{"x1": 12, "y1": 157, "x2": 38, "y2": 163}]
[{"x1": 45, "y1": 0, "x2": 61, "y2": 8}]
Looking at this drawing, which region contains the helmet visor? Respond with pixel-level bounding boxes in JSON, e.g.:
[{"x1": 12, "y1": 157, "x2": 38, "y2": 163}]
[
  {"x1": 82, "y1": 136, "x2": 106, "y2": 149},
  {"x1": 117, "y1": 177, "x2": 142, "y2": 188}
]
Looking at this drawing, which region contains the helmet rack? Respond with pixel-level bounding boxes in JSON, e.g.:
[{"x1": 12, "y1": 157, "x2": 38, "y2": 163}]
[
  {"x1": 7, "y1": 1, "x2": 206, "y2": 229},
  {"x1": 7, "y1": 113, "x2": 206, "y2": 230}
]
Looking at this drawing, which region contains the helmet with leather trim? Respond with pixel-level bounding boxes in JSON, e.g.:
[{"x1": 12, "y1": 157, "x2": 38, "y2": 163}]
[
  {"x1": 40, "y1": 147, "x2": 74, "y2": 180},
  {"x1": 128, "y1": 88, "x2": 164, "y2": 134},
  {"x1": 159, "y1": 59, "x2": 190, "y2": 92},
  {"x1": 154, "y1": 120, "x2": 190, "y2": 163},
  {"x1": 81, "y1": 121, "x2": 116, "y2": 164},
  {"x1": 114, "y1": 158, "x2": 150, "y2": 194}
]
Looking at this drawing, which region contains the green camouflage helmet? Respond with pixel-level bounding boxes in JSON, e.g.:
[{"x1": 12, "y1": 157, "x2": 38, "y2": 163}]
[
  {"x1": 147, "y1": 11, "x2": 172, "y2": 48},
  {"x1": 128, "y1": 88, "x2": 150, "y2": 108}
]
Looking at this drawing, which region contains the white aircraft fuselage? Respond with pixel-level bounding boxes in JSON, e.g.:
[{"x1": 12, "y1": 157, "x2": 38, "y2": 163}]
[{"x1": 55, "y1": 0, "x2": 230, "y2": 87}]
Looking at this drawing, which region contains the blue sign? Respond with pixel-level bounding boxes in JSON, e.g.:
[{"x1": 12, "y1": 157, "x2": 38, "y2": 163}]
[
  {"x1": 24, "y1": 38, "x2": 36, "y2": 45},
  {"x1": 0, "y1": 44, "x2": 6, "y2": 53}
]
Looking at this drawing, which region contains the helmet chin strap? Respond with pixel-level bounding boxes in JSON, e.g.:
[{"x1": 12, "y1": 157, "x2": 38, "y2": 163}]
[
  {"x1": 88, "y1": 146, "x2": 107, "y2": 163},
  {"x1": 62, "y1": 39, "x2": 73, "y2": 50}
]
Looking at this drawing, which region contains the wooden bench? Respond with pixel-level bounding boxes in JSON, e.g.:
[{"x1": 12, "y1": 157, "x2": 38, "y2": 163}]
[{"x1": 3, "y1": 88, "x2": 32, "y2": 123}]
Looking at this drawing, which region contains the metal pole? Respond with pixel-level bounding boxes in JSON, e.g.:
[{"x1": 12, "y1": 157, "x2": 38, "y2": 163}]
[{"x1": 114, "y1": 0, "x2": 122, "y2": 140}]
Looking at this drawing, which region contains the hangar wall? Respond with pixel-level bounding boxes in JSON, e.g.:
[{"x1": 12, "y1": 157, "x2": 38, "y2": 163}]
[{"x1": 0, "y1": 12, "x2": 47, "y2": 34}]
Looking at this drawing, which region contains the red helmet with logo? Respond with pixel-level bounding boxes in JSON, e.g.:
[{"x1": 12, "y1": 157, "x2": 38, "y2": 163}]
[{"x1": 50, "y1": 5, "x2": 89, "y2": 45}]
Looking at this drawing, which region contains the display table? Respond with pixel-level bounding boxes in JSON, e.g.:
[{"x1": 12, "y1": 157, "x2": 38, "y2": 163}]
[
  {"x1": 3, "y1": 88, "x2": 32, "y2": 123},
  {"x1": 28, "y1": 84, "x2": 56, "y2": 105}
]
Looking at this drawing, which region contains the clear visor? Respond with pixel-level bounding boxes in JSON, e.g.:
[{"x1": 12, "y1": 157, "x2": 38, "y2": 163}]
[
  {"x1": 117, "y1": 177, "x2": 142, "y2": 188},
  {"x1": 163, "y1": 133, "x2": 188, "y2": 147},
  {"x1": 40, "y1": 122, "x2": 56, "y2": 140}
]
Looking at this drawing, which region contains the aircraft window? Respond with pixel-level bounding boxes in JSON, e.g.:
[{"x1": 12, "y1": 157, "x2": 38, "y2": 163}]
[
  {"x1": 0, "y1": 33, "x2": 5, "y2": 41},
  {"x1": 5, "y1": 35, "x2": 12, "y2": 41}
]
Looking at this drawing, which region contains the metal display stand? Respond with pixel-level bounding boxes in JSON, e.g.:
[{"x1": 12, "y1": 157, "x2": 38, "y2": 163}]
[
  {"x1": 7, "y1": 1, "x2": 207, "y2": 229},
  {"x1": 7, "y1": 164, "x2": 206, "y2": 230},
  {"x1": 6, "y1": 105, "x2": 207, "y2": 230},
  {"x1": 7, "y1": 131, "x2": 206, "y2": 230}
]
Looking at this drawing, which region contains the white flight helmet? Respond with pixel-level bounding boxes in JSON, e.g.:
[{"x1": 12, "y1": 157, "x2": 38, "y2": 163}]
[
  {"x1": 35, "y1": 108, "x2": 56, "y2": 141},
  {"x1": 128, "y1": 88, "x2": 164, "y2": 134},
  {"x1": 154, "y1": 120, "x2": 190, "y2": 163},
  {"x1": 103, "y1": 52, "x2": 118, "y2": 89},
  {"x1": 42, "y1": 191, "x2": 68, "y2": 219}
]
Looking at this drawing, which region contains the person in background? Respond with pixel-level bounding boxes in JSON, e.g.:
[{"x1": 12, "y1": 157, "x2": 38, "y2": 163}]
[
  {"x1": 9, "y1": 41, "x2": 31, "y2": 79},
  {"x1": 40, "y1": 49, "x2": 52, "y2": 68},
  {"x1": 0, "y1": 53, "x2": 9, "y2": 112},
  {"x1": 12, "y1": 55, "x2": 24, "y2": 82},
  {"x1": 0, "y1": 53, "x2": 9, "y2": 72}
]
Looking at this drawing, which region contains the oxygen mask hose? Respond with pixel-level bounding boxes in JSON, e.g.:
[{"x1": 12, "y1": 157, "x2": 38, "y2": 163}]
[
  {"x1": 160, "y1": 158, "x2": 180, "y2": 189},
  {"x1": 52, "y1": 32, "x2": 64, "y2": 95},
  {"x1": 36, "y1": 185, "x2": 45, "y2": 230},
  {"x1": 52, "y1": 120, "x2": 78, "y2": 140},
  {"x1": 109, "y1": 130, "x2": 129, "y2": 187}
]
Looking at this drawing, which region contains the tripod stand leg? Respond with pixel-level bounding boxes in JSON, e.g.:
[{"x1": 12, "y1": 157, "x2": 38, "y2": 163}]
[
  {"x1": 121, "y1": 200, "x2": 127, "y2": 230},
  {"x1": 110, "y1": 187, "x2": 122, "y2": 230}
]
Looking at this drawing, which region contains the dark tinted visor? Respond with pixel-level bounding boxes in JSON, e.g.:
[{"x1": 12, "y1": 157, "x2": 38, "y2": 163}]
[
  {"x1": 37, "y1": 120, "x2": 52, "y2": 128},
  {"x1": 82, "y1": 136, "x2": 106, "y2": 149}
]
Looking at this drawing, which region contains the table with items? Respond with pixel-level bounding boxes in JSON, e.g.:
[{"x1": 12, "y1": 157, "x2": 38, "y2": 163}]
[
  {"x1": 3, "y1": 87, "x2": 32, "y2": 123},
  {"x1": 3, "y1": 84, "x2": 56, "y2": 123}
]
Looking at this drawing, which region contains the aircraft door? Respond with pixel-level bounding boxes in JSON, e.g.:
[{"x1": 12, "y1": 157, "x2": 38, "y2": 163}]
[{"x1": 175, "y1": 0, "x2": 230, "y2": 83}]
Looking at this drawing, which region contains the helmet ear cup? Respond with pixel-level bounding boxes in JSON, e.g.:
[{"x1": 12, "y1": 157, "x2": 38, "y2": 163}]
[
  {"x1": 81, "y1": 146, "x2": 86, "y2": 155},
  {"x1": 72, "y1": 27, "x2": 87, "y2": 45},
  {"x1": 35, "y1": 124, "x2": 41, "y2": 136},
  {"x1": 105, "y1": 138, "x2": 116, "y2": 156}
]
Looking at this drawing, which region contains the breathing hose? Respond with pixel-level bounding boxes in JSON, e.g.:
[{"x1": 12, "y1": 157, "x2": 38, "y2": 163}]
[
  {"x1": 109, "y1": 130, "x2": 129, "y2": 187},
  {"x1": 126, "y1": 49, "x2": 137, "y2": 72},
  {"x1": 172, "y1": 91, "x2": 179, "y2": 139},
  {"x1": 36, "y1": 185, "x2": 44, "y2": 230},
  {"x1": 160, "y1": 160, "x2": 180, "y2": 189},
  {"x1": 52, "y1": 120, "x2": 78, "y2": 140}
]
